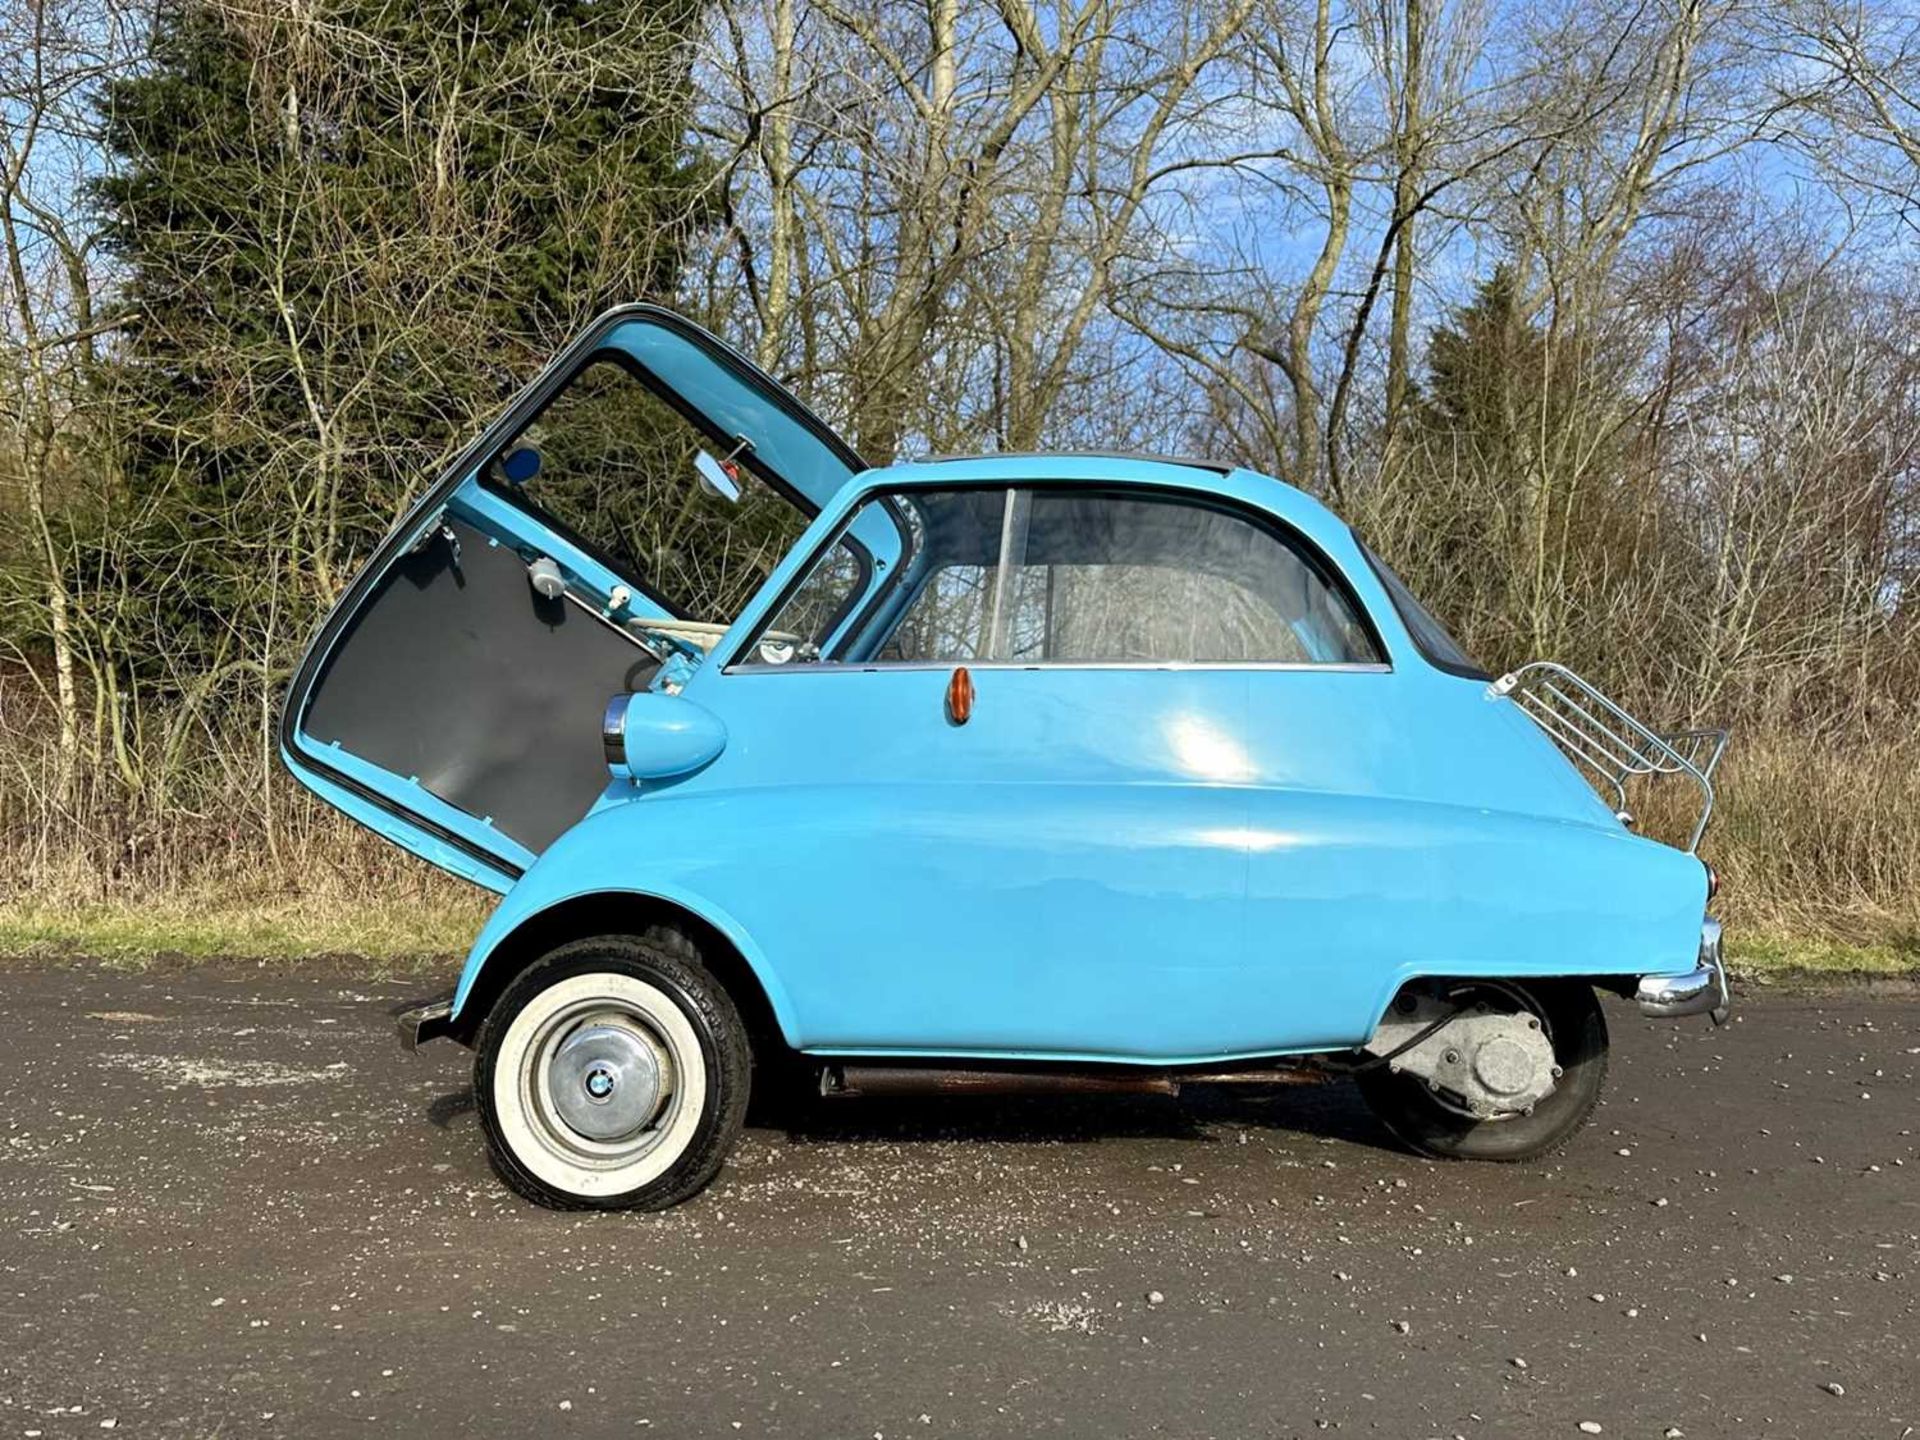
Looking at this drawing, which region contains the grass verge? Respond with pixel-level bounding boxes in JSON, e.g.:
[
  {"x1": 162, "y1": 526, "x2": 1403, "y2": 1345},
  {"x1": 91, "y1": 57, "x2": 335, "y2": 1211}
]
[
  {"x1": 0, "y1": 893, "x2": 489, "y2": 971},
  {"x1": 1725, "y1": 932, "x2": 1919, "y2": 982},
  {"x1": 1, "y1": 899, "x2": 1913, "y2": 986}
]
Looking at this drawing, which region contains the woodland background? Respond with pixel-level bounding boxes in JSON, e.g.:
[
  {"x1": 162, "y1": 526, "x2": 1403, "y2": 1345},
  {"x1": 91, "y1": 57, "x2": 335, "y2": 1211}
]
[{"x1": 1, "y1": 0, "x2": 1915, "y2": 966}]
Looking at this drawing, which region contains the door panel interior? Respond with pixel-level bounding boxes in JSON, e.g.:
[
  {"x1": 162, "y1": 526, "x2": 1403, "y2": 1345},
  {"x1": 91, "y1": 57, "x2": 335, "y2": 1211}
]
[
  {"x1": 302, "y1": 518, "x2": 660, "y2": 852},
  {"x1": 284, "y1": 306, "x2": 864, "y2": 880}
]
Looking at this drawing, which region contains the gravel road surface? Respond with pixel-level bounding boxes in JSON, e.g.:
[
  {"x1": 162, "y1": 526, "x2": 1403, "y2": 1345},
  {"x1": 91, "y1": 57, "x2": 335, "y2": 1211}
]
[{"x1": 1, "y1": 962, "x2": 1915, "y2": 1438}]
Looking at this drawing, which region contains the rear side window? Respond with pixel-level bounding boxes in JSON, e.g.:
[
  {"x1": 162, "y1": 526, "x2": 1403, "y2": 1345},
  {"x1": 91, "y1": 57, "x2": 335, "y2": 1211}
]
[
  {"x1": 741, "y1": 486, "x2": 1385, "y2": 667},
  {"x1": 1359, "y1": 543, "x2": 1490, "y2": 679}
]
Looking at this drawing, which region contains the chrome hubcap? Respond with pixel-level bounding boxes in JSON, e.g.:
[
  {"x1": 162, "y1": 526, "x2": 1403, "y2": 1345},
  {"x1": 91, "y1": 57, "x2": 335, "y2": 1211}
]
[
  {"x1": 498, "y1": 973, "x2": 708, "y2": 1194},
  {"x1": 546, "y1": 1020, "x2": 668, "y2": 1142}
]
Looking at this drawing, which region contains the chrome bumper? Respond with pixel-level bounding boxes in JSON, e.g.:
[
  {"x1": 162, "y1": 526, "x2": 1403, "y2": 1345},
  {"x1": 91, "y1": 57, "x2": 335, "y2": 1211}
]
[
  {"x1": 1635, "y1": 918, "x2": 1730, "y2": 1024},
  {"x1": 393, "y1": 992, "x2": 456, "y2": 1053}
]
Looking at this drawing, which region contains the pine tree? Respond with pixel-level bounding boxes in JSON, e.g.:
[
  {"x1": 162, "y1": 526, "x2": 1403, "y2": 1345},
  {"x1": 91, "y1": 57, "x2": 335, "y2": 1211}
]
[
  {"x1": 1386, "y1": 263, "x2": 1646, "y2": 669},
  {"x1": 90, "y1": 0, "x2": 713, "y2": 686},
  {"x1": 1410, "y1": 264, "x2": 1547, "y2": 477}
]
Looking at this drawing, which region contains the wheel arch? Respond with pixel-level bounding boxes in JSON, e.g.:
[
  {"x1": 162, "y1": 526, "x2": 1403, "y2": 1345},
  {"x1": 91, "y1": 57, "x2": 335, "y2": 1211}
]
[
  {"x1": 1361, "y1": 969, "x2": 1640, "y2": 1040},
  {"x1": 447, "y1": 890, "x2": 798, "y2": 1062}
]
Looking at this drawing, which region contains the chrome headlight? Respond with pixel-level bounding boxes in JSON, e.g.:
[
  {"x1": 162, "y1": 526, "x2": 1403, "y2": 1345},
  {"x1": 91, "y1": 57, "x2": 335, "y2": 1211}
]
[
  {"x1": 602, "y1": 693, "x2": 632, "y2": 780},
  {"x1": 599, "y1": 691, "x2": 727, "y2": 782}
]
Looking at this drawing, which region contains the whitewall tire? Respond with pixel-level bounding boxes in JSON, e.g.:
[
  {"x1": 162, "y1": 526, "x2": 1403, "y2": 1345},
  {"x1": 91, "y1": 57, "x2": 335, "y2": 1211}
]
[{"x1": 474, "y1": 934, "x2": 750, "y2": 1210}]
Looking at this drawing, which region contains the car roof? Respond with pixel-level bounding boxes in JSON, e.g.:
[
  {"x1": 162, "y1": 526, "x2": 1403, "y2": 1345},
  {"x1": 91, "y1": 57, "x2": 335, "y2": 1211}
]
[
  {"x1": 904, "y1": 449, "x2": 1235, "y2": 475},
  {"x1": 874, "y1": 450, "x2": 1271, "y2": 492},
  {"x1": 863, "y1": 450, "x2": 1335, "y2": 529}
]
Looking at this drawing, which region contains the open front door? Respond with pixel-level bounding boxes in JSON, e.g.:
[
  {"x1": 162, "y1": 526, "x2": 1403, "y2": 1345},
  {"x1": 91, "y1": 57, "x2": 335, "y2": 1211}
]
[{"x1": 281, "y1": 306, "x2": 863, "y2": 890}]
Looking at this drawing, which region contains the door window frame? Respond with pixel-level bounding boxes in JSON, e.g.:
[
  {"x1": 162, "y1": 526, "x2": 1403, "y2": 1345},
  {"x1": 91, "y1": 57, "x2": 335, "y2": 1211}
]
[
  {"x1": 721, "y1": 480, "x2": 1393, "y2": 675},
  {"x1": 479, "y1": 345, "x2": 874, "y2": 622}
]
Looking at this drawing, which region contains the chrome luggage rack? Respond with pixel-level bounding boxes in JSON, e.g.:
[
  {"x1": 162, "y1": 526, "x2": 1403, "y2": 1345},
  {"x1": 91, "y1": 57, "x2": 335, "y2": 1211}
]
[{"x1": 1489, "y1": 662, "x2": 1729, "y2": 853}]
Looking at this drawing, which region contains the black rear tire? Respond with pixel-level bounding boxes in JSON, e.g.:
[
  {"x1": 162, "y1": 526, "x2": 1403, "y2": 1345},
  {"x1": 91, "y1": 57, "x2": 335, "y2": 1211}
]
[
  {"x1": 1356, "y1": 979, "x2": 1607, "y2": 1161},
  {"x1": 474, "y1": 931, "x2": 751, "y2": 1211}
]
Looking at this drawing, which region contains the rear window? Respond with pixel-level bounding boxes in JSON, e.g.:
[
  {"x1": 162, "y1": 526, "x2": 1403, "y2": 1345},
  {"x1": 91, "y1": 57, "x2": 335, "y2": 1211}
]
[{"x1": 1359, "y1": 543, "x2": 1490, "y2": 679}]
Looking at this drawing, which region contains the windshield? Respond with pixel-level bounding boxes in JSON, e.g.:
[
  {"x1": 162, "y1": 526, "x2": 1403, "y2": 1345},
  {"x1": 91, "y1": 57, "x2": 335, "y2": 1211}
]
[{"x1": 487, "y1": 354, "x2": 815, "y2": 621}]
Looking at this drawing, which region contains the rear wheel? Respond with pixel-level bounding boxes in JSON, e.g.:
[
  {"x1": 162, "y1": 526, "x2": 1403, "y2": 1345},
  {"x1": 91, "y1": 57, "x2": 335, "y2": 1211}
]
[
  {"x1": 1356, "y1": 979, "x2": 1607, "y2": 1161},
  {"x1": 475, "y1": 933, "x2": 750, "y2": 1210}
]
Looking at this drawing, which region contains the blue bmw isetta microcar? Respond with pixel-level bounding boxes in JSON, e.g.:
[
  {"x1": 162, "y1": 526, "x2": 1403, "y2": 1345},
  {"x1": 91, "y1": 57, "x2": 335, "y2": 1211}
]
[{"x1": 283, "y1": 307, "x2": 1730, "y2": 1210}]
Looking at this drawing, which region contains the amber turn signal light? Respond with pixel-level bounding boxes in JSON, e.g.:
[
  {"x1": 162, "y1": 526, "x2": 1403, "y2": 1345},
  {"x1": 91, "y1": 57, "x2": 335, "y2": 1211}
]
[{"x1": 946, "y1": 666, "x2": 974, "y2": 725}]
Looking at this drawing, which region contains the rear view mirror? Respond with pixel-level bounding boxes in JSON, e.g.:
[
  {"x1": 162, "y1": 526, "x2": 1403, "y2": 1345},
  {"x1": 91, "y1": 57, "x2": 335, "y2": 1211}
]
[{"x1": 694, "y1": 450, "x2": 743, "y2": 504}]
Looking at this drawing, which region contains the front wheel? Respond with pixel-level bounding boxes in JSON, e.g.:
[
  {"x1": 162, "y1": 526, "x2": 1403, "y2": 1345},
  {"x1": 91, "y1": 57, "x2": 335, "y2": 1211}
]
[
  {"x1": 1356, "y1": 979, "x2": 1607, "y2": 1161},
  {"x1": 474, "y1": 933, "x2": 751, "y2": 1210}
]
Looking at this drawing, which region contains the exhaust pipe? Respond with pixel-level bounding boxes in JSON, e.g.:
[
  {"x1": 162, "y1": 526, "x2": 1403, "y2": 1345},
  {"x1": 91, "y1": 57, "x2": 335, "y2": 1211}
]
[
  {"x1": 820, "y1": 1064, "x2": 1178, "y2": 1099},
  {"x1": 816, "y1": 1063, "x2": 1331, "y2": 1099}
]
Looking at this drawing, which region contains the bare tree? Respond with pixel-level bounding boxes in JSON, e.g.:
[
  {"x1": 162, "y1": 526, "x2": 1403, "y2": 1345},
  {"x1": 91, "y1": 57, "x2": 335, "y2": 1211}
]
[
  {"x1": 1112, "y1": 0, "x2": 1527, "y2": 498},
  {"x1": 1763, "y1": 0, "x2": 1920, "y2": 220},
  {"x1": 701, "y1": 0, "x2": 1263, "y2": 459},
  {"x1": 0, "y1": 0, "x2": 142, "y2": 802}
]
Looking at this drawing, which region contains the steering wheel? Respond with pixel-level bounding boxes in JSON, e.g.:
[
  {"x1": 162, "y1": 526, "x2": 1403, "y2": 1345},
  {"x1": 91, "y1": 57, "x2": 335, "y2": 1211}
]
[{"x1": 629, "y1": 617, "x2": 803, "y2": 661}]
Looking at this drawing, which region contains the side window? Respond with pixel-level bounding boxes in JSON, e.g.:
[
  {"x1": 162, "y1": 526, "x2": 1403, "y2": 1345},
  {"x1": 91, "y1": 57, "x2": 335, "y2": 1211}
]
[
  {"x1": 875, "y1": 487, "x2": 1003, "y2": 661},
  {"x1": 749, "y1": 537, "x2": 866, "y2": 662},
  {"x1": 487, "y1": 355, "x2": 811, "y2": 620},
  {"x1": 1359, "y1": 542, "x2": 1490, "y2": 679},
  {"x1": 991, "y1": 489, "x2": 1380, "y2": 663},
  {"x1": 739, "y1": 486, "x2": 1383, "y2": 667}
]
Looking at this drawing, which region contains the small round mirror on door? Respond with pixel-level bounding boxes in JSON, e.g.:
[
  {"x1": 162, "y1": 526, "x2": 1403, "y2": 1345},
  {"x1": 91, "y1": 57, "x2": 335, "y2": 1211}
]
[{"x1": 494, "y1": 445, "x2": 542, "y2": 485}]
